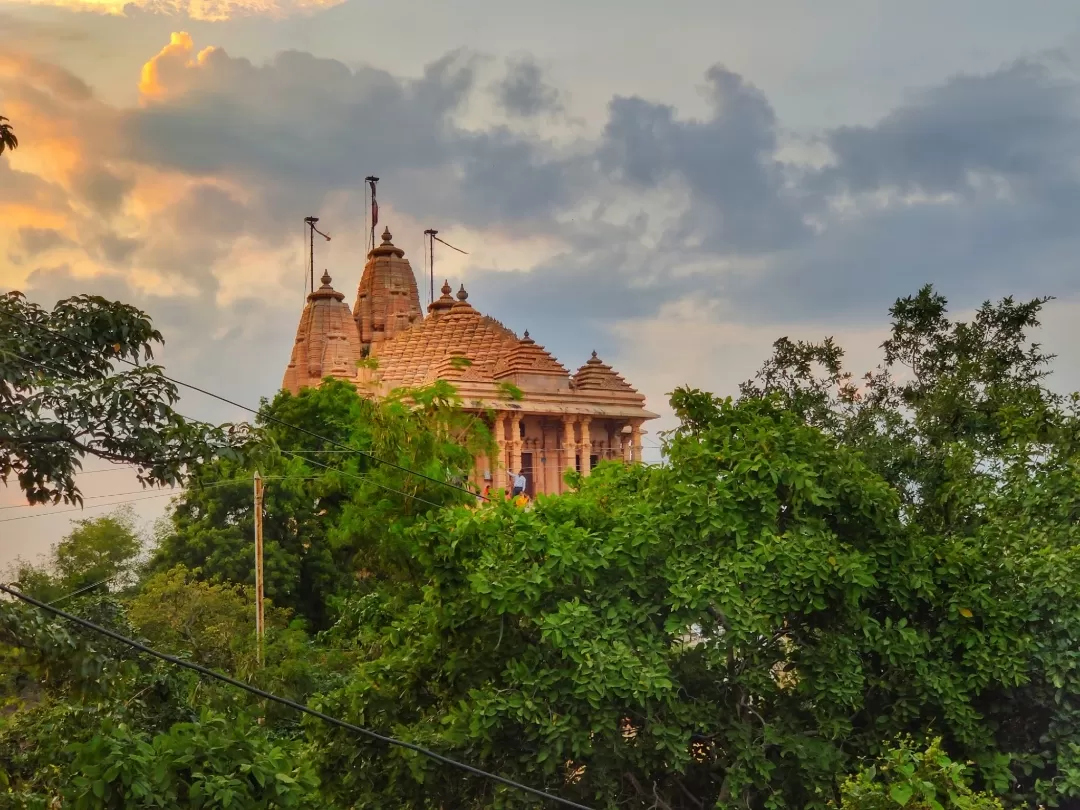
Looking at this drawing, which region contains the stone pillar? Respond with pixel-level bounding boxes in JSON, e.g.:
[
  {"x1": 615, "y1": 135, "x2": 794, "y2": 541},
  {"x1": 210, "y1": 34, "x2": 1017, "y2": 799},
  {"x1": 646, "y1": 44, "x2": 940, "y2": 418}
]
[
  {"x1": 621, "y1": 427, "x2": 631, "y2": 463},
  {"x1": 493, "y1": 414, "x2": 508, "y2": 491},
  {"x1": 580, "y1": 417, "x2": 592, "y2": 476},
  {"x1": 630, "y1": 422, "x2": 643, "y2": 463},
  {"x1": 510, "y1": 415, "x2": 523, "y2": 484},
  {"x1": 563, "y1": 416, "x2": 577, "y2": 483}
]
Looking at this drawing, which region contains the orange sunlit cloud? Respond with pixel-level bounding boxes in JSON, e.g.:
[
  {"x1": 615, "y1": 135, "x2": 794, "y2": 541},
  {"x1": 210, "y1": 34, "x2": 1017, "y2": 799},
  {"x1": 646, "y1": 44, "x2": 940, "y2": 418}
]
[
  {"x1": 0, "y1": 0, "x2": 344, "y2": 22},
  {"x1": 138, "y1": 32, "x2": 220, "y2": 100}
]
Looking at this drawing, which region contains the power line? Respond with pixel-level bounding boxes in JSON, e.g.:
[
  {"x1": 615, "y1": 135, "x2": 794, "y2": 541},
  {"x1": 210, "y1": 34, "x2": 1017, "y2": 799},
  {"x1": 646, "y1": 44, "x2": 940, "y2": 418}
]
[
  {"x1": 0, "y1": 476, "x2": 323, "y2": 511},
  {"x1": 3, "y1": 325, "x2": 487, "y2": 502},
  {"x1": 278, "y1": 449, "x2": 447, "y2": 510},
  {"x1": 48, "y1": 573, "x2": 126, "y2": 606},
  {"x1": 0, "y1": 583, "x2": 595, "y2": 810},
  {"x1": 0, "y1": 490, "x2": 181, "y2": 523}
]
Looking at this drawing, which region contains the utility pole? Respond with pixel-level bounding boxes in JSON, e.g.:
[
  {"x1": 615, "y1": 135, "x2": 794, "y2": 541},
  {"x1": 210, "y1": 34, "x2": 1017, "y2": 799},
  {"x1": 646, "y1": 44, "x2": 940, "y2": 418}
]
[{"x1": 253, "y1": 470, "x2": 265, "y2": 666}]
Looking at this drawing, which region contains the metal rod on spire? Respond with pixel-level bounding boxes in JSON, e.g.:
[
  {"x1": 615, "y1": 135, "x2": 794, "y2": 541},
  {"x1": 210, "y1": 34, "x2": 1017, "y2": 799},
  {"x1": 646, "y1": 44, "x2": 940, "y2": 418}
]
[
  {"x1": 304, "y1": 216, "x2": 331, "y2": 295},
  {"x1": 424, "y1": 229, "x2": 437, "y2": 306},
  {"x1": 365, "y1": 176, "x2": 379, "y2": 251}
]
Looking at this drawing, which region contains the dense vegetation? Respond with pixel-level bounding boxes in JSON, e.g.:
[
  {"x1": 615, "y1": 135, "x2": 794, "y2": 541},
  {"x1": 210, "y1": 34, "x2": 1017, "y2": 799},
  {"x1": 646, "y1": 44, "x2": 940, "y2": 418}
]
[{"x1": 2, "y1": 286, "x2": 1079, "y2": 809}]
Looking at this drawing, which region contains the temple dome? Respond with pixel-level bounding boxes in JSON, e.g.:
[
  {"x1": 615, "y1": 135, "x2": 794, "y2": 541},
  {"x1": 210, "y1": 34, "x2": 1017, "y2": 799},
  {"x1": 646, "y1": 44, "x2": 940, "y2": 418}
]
[
  {"x1": 354, "y1": 226, "x2": 423, "y2": 351},
  {"x1": 370, "y1": 284, "x2": 568, "y2": 388},
  {"x1": 282, "y1": 270, "x2": 364, "y2": 394},
  {"x1": 571, "y1": 351, "x2": 642, "y2": 397}
]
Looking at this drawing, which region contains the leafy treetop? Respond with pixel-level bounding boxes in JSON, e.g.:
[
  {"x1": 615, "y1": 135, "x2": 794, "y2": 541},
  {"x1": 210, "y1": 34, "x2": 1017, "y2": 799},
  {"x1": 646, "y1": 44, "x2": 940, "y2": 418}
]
[{"x1": 0, "y1": 291, "x2": 252, "y2": 505}]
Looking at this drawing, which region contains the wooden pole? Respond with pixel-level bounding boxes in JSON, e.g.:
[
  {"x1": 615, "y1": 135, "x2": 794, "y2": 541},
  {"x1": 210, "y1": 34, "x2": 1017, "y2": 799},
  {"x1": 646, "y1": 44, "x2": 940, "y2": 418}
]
[{"x1": 253, "y1": 470, "x2": 265, "y2": 665}]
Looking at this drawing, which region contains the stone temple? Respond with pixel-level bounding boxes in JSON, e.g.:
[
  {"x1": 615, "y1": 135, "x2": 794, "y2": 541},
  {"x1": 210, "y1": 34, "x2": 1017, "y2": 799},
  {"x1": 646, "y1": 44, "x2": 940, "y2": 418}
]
[{"x1": 282, "y1": 226, "x2": 658, "y2": 496}]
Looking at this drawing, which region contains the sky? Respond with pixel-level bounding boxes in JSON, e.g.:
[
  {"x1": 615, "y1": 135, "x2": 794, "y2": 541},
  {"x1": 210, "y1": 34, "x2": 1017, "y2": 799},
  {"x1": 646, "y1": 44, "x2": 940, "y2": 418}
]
[{"x1": 4, "y1": 0, "x2": 1080, "y2": 568}]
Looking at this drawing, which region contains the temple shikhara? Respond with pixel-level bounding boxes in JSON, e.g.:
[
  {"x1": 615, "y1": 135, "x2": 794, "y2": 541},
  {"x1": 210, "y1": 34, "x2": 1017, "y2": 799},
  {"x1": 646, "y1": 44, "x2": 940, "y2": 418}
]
[{"x1": 282, "y1": 226, "x2": 657, "y2": 496}]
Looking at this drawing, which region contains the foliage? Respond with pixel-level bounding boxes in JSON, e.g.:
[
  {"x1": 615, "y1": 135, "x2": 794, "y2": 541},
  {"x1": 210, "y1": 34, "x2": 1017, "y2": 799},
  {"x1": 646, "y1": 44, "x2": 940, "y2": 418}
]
[
  {"x1": 834, "y1": 737, "x2": 1003, "y2": 810},
  {"x1": 65, "y1": 710, "x2": 322, "y2": 809},
  {"x1": 739, "y1": 284, "x2": 1062, "y2": 530},
  {"x1": 0, "y1": 116, "x2": 15, "y2": 154},
  {"x1": 0, "y1": 291, "x2": 251, "y2": 505},
  {"x1": 4, "y1": 507, "x2": 144, "y2": 603},
  {"x1": 304, "y1": 390, "x2": 1080, "y2": 809},
  {"x1": 128, "y1": 565, "x2": 289, "y2": 674},
  {"x1": 9, "y1": 285, "x2": 1080, "y2": 810},
  {"x1": 150, "y1": 378, "x2": 492, "y2": 627},
  {"x1": 0, "y1": 597, "x2": 324, "y2": 809}
]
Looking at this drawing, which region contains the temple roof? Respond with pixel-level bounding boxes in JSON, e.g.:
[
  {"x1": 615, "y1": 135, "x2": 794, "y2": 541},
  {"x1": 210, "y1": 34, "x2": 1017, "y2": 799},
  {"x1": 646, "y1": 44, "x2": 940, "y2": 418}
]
[
  {"x1": 354, "y1": 226, "x2": 423, "y2": 350},
  {"x1": 282, "y1": 270, "x2": 363, "y2": 394},
  {"x1": 371, "y1": 281, "x2": 567, "y2": 387},
  {"x1": 572, "y1": 351, "x2": 642, "y2": 395}
]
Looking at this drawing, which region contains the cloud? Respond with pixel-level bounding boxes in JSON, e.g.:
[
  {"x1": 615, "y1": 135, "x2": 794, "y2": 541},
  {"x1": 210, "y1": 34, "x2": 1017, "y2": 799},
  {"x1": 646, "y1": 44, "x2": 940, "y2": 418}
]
[
  {"x1": 15, "y1": 226, "x2": 72, "y2": 256},
  {"x1": 598, "y1": 66, "x2": 807, "y2": 253},
  {"x1": 0, "y1": 0, "x2": 344, "y2": 22},
  {"x1": 492, "y1": 57, "x2": 563, "y2": 117},
  {"x1": 817, "y1": 61, "x2": 1079, "y2": 198},
  {"x1": 5, "y1": 31, "x2": 1080, "y2": 391}
]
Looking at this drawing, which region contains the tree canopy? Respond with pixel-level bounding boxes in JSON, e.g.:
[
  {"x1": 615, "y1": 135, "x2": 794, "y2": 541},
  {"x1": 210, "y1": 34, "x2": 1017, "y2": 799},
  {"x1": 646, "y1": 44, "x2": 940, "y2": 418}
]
[
  {"x1": 0, "y1": 291, "x2": 251, "y2": 505},
  {"x1": 4, "y1": 285, "x2": 1080, "y2": 809}
]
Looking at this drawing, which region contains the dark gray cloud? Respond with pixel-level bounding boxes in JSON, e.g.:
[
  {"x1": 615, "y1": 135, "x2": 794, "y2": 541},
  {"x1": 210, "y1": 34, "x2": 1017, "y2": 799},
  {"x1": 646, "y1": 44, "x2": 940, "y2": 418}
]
[
  {"x1": 8, "y1": 38, "x2": 1080, "y2": 376},
  {"x1": 598, "y1": 66, "x2": 808, "y2": 253},
  {"x1": 71, "y1": 167, "x2": 133, "y2": 215},
  {"x1": 118, "y1": 45, "x2": 578, "y2": 234},
  {"x1": 815, "y1": 60, "x2": 1079, "y2": 198},
  {"x1": 493, "y1": 57, "x2": 562, "y2": 117},
  {"x1": 16, "y1": 227, "x2": 71, "y2": 256}
]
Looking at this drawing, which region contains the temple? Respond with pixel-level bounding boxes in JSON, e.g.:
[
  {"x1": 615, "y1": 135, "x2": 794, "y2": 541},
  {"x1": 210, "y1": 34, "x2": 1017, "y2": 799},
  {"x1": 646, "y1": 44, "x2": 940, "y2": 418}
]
[{"x1": 282, "y1": 226, "x2": 658, "y2": 496}]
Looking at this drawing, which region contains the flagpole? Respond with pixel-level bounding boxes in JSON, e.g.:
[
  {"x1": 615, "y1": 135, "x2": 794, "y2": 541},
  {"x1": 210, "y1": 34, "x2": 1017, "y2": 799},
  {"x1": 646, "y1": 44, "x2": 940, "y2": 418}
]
[
  {"x1": 424, "y1": 229, "x2": 437, "y2": 306},
  {"x1": 365, "y1": 176, "x2": 379, "y2": 251}
]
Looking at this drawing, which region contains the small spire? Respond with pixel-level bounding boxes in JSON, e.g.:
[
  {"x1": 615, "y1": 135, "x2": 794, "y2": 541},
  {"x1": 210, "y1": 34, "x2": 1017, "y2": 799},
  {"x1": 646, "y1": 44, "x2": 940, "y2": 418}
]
[
  {"x1": 441, "y1": 280, "x2": 452, "y2": 296},
  {"x1": 456, "y1": 284, "x2": 468, "y2": 301},
  {"x1": 320, "y1": 269, "x2": 332, "y2": 287},
  {"x1": 521, "y1": 330, "x2": 534, "y2": 344},
  {"x1": 381, "y1": 226, "x2": 393, "y2": 245},
  {"x1": 591, "y1": 350, "x2": 597, "y2": 358}
]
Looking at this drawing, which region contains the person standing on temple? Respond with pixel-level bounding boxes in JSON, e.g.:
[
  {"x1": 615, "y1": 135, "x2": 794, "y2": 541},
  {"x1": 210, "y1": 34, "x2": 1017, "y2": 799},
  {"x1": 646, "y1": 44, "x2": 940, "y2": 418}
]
[{"x1": 511, "y1": 469, "x2": 527, "y2": 498}]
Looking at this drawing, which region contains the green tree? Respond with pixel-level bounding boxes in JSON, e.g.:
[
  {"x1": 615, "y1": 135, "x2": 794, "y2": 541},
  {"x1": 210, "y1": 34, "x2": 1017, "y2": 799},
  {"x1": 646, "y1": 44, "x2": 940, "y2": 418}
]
[
  {"x1": 0, "y1": 592, "x2": 326, "y2": 808},
  {"x1": 0, "y1": 291, "x2": 251, "y2": 506},
  {"x1": 834, "y1": 737, "x2": 1003, "y2": 810},
  {"x1": 739, "y1": 285, "x2": 1063, "y2": 532},
  {"x1": 0, "y1": 116, "x2": 16, "y2": 155},
  {"x1": 54, "y1": 506, "x2": 143, "y2": 592},
  {"x1": 305, "y1": 391, "x2": 1080, "y2": 809},
  {"x1": 4, "y1": 507, "x2": 143, "y2": 602},
  {"x1": 150, "y1": 378, "x2": 492, "y2": 627}
]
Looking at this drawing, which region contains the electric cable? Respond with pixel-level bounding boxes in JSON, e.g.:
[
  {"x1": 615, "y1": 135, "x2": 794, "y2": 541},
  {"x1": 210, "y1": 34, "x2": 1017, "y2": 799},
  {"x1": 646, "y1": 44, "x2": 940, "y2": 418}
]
[
  {"x1": 278, "y1": 448, "x2": 447, "y2": 510},
  {"x1": 4, "y1": 320, "x2": 488, "y2": 501},
  {"x1": 0, "y1": 583, "x2": 595, "y2": 810}
]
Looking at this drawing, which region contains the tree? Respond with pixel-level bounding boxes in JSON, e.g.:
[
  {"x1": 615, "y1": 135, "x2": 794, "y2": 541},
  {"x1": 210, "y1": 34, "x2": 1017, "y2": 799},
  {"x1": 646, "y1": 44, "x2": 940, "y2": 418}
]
[
  {"x1": 834, "y1": 737, "x2": 1003, "y2": 810},
  {"x1": 0, "y1": 291, "x2": 252, "y2": 505},
  {"x1": 150, "y1": 378, "x2": 492, "y2": 628},
  {"x1": 4, "y1": 507, "x2": 143, "y2": 603},
  {"x1": 0, "y1": 597, "x2": 322, "y2": 808},
  {"x1": 739, "y1": 285, "x2": 1064, "y2": 532},
  {"x1": 0, "y1": 116, "x2": 16, "y2": 155},
  {"x1": 305, "y1": 391, "x2": 1080, "y2": 809}
]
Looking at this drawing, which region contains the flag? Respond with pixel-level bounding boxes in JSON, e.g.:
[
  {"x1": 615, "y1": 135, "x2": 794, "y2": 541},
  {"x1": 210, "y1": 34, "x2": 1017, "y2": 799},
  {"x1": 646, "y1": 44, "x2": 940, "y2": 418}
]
[{"x1": 368, "y1": 178, "x2": 379, "y2": 228}]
